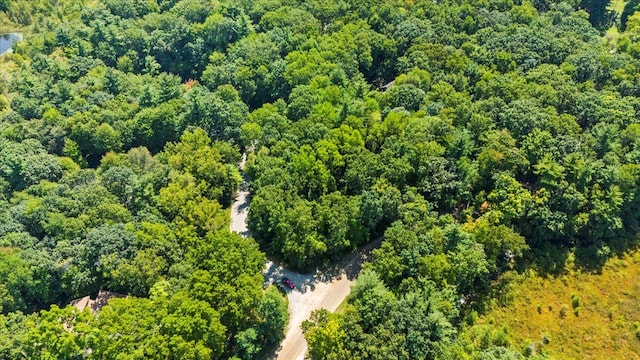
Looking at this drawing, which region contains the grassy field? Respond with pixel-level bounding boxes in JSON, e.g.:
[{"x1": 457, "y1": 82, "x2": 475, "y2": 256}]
[{"x1": 463, "y1": 249, "x2": 640, "y2": 359}]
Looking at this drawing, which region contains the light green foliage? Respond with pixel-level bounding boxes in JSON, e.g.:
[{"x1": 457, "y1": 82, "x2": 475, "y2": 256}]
[
  {"x1": 256, "y1": 286, "x2": 289, "y2": 346},
  {"x1": 471, "y1": 217, "x2": 529, "y2": 271},
  {"x1": 0, "y1": 311, "x2": 28, "y2": 359},
  {"x1": 182, "y1": 85, "x2": 249, "y2": 144},
  {"x1": 87, "y1": 296, "x2": 225, "y2": 359},
  {"x1": 163, "y1": 128, "x2": 241, "y2": 207},
  {"x1": 235, "y1": 327, "x2": 261, "y2": 359},
  {"x1": 186, "y1": 231, "x2": 266, "y2": 332},
  {"x1": 304, "y1": 271, "x2": 458, "y2": 360},
  {"x1": 22, "y1": 306, "x2": 94, "y2": 359},
  {"x1": 302, "y1": 309, "x2": 348, "y2": 360},
  {"x1": 0, "y1": 248, "x2": 32, "y2": 313}
]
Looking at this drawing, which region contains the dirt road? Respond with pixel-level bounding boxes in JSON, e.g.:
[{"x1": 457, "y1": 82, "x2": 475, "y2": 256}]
[
  {"x1": 263, "y1": 240, "x2": 380, "y2": 360},
  {"x1": 262, "y1": 261, "x2": 353, "y2": 360},
  {"x1": 230, "y1": 153, "x2": 251, "y2": 237},
  {"x1": 230, "y1": 154, "x2": 379, "y2": 360}
]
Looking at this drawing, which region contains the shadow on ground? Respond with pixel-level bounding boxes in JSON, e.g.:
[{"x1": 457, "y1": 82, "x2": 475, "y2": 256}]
[{"x1": 262, "y1": 238, "x2": 383, "y2": 293}]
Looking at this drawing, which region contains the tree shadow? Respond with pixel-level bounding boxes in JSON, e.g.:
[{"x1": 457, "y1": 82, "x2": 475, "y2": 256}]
[
  {"x1": 467, "y1": 234, "x2": 640, "y2": 317},
  {"x1": 518, "y1": 243, "x2": 571, "y2": 277},
  {"x1": 573, "y1": 236, "x2": 640, "y2": 274},
  {"x1": 261, "y1": 238, "x2": 383, "y2": 294},
  {"x1": 235, "y1": 194, "x2": 251, "y2": 213},
  {"x1": 514, "y1": 233, "x2": 640, "y2": 278}
]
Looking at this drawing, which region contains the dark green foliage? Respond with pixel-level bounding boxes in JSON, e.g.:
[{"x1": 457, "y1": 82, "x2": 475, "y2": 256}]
[{"x1": 579, "y1": 0, "x2": 612, "y2": 28}]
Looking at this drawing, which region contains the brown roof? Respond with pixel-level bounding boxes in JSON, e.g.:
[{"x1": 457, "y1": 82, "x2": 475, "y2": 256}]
[
  {"x1": 70, "y1": 295, "x2": 92, "y2": 311},
  {"x1": 70, "y1": 290, "x2": 126, "y2": 313}
]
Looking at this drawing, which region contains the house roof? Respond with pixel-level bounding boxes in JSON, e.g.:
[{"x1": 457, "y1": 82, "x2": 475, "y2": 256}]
[{"x1": 70, "y1": 290, "x2": 126, "y2": 313}]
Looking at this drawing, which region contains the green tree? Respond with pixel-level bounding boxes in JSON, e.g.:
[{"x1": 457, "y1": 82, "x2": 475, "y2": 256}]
[
  {"x1": 256, "y1": 286, "x2": 288, "y2": 347},
  {"x1": 303, "y1": 309, "x2": 348, "y2": 360},
  {"x1": 163, "y1": 128, "x2": 241, "y2": 206},
  {"x1": 22, "y1": 305, "x2": 93, "y2": 359},
  {"x1": 186, "y1": 231, "x2": 266, "y2": 333},
  {"x1": 621, "y1": 0, "x2": 640, "y2": 30},
  {"x1": 0, "y1": 248, "x2": 33, "y2": 313}
]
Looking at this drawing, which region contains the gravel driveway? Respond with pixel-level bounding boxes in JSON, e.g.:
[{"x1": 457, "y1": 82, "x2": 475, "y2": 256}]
[{"x1": 230, "y1": 153, "x2": 379, "y2": 360}]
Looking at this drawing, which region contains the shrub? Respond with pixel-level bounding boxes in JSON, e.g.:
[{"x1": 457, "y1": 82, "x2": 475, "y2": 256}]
[
  {"x1": 571, "y1": 294, "x2": 580, "y2": 309},
  {"x1": 559, "y1": 304, "x2": 569, "y2": 319}
]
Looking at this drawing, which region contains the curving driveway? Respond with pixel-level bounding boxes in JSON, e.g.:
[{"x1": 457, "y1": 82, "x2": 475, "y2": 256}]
[{"x1": 230, "y1": 153, "x2": 379, "y2": 360}]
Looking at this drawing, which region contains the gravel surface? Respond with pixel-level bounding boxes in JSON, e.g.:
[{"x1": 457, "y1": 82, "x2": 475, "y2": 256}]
[
  {"x1": 230, "y1": 153, "x2": 380, "y2": 360},
  {"x1": 229, "y1": 153, "x2": 251, "y2": 237},
  {"x1": 276, "y1": 273, "x2": 353, "y2": 360}
]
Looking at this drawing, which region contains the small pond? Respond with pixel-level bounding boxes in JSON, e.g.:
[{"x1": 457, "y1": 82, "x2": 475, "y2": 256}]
[{"x1": 0, "y1": 33, "x2": 22, "y2": 55}]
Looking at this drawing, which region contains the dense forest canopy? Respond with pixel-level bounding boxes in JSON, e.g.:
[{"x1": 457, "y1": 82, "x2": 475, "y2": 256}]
[{"x1": 0, "y1": 0, "x2": 639, "y2": 358}]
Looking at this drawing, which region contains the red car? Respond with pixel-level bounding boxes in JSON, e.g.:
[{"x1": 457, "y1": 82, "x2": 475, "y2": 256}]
[{"x1": 281, "y1": 277, "x2": 295, "y2": 289}]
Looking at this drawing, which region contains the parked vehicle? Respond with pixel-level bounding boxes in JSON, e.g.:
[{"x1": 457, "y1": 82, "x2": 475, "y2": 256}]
[{"x1": 281, "y1": 277, "x2": 295, "y2": 289}]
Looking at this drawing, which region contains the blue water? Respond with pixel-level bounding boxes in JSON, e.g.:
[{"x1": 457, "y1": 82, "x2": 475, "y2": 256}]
[{"x1": 0, "y1": 33, "x2": 22, "y2": 55}]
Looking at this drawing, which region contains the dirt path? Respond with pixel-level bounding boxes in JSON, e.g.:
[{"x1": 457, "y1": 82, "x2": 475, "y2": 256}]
[
  {"x1": 230, "y1": 153, "x2": 380, "y2": 360},
  {"x1": 229, "y1": 152, "x2": 251, "y2": 237},
  {"x1": 263, "y1": 239, "x2": 381, "y2": 360},
  {"x1": 275, "y1": 274, "x2": 353, "y2": 360}
]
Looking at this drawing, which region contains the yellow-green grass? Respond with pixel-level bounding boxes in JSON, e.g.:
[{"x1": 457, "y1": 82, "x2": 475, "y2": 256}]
[
  {"x1": 223, "y1": 207, "x2": 231, "y2": 229},
  {"x1": 334, "y1": 296, "x2": 350, "y2": 314},
  {"x1": 465, "y1": 250, "x2": 640, "y2": 359},
  {"x1": 604, "y1": 0, "x2": 626, "y2": 45},
  {"x1": 609, "y1": 0, "x2": 627, "y2": 15}
]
